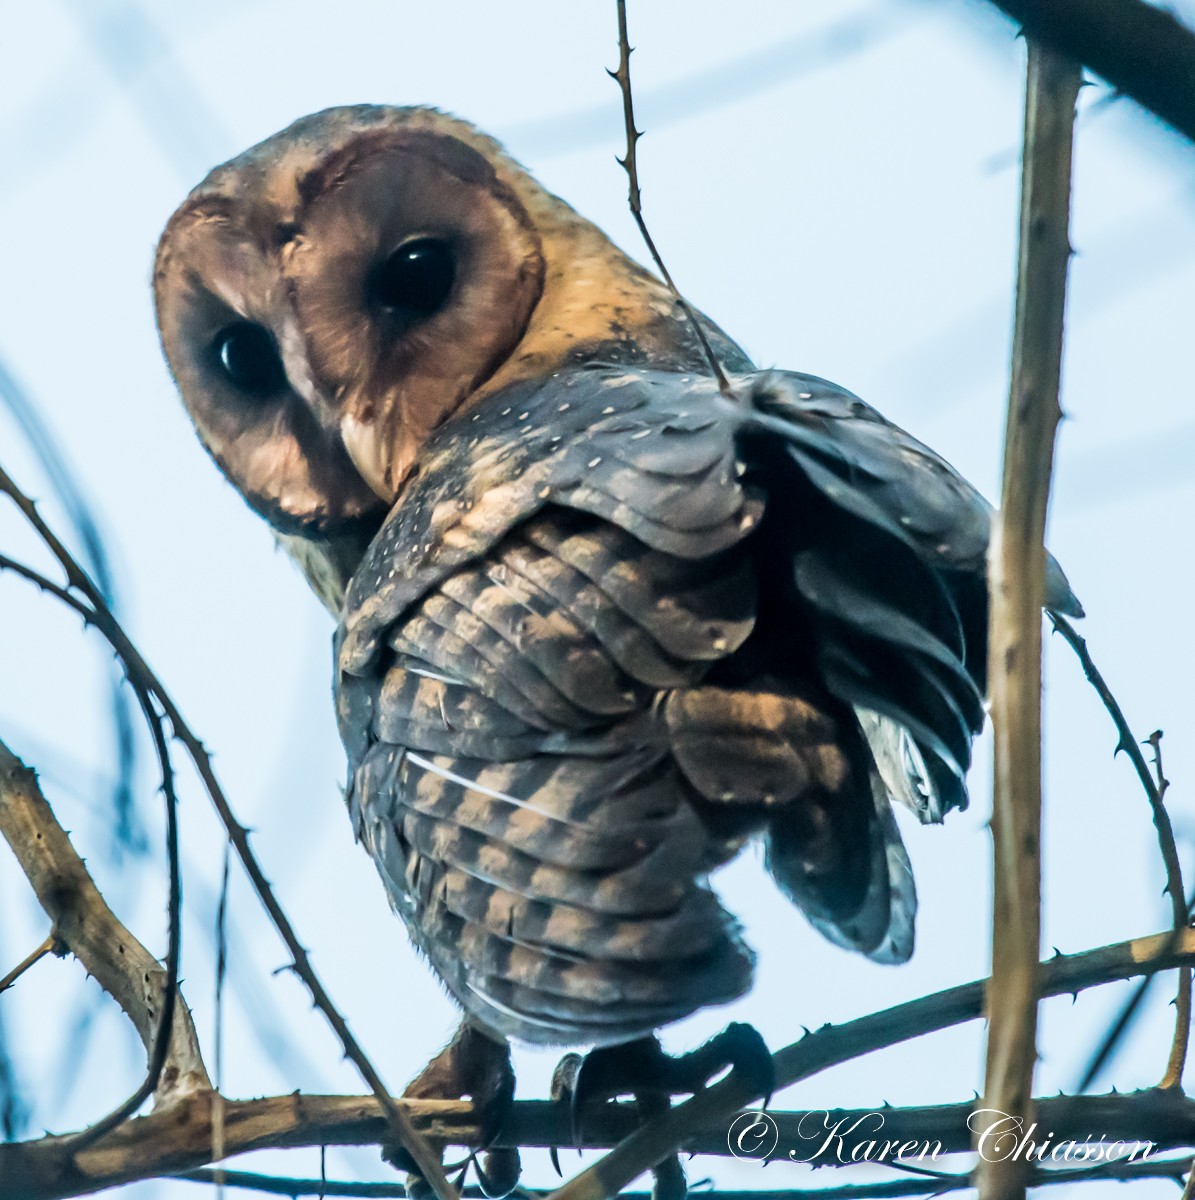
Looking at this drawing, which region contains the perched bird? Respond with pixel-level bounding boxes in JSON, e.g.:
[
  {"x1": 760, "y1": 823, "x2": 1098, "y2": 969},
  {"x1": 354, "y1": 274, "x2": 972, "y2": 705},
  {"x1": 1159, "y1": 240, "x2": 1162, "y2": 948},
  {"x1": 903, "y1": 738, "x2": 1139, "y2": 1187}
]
[{"x1": 154, "y1": 103, "x2": 1079, "y2": 1153}]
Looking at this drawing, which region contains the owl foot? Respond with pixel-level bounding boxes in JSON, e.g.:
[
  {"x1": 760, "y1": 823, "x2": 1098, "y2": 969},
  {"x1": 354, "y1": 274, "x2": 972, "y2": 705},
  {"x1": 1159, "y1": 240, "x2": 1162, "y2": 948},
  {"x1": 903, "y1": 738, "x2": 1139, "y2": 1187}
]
[
  {"x1": 551, "y1": 1023, "x2": 773, "y2": 1200},
  {"x1": 562, "y1": 1022, "x2": 773, "y2": 1122},
  {"x1": 384, "y1": 1022, "x2": 521, "y2": 1200}
]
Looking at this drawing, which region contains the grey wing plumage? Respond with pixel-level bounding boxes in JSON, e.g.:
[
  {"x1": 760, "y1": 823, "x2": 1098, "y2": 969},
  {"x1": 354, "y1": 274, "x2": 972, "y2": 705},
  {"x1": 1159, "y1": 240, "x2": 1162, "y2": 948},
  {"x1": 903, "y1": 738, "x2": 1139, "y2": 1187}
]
[
  {"x1": 339, "y1": 512, "x2": 759, "y2": 1046},
  {"x1": 335, "y1": 363, "x2": 1079, "y2": 1043},
  {"x1": 337, "y1": 375, "x2": 771, "y2": 1044},
  {"x1": 737, "y1": 370, "x2": 1080, "y2": 820}
]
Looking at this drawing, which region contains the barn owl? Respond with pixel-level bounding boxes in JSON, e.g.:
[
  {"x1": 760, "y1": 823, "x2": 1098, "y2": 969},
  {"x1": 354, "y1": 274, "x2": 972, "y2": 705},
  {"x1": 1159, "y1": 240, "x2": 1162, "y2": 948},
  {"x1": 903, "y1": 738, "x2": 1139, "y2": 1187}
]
[{"x1": 154, "y1": 103, "x2": 1079, "y2": 1166}]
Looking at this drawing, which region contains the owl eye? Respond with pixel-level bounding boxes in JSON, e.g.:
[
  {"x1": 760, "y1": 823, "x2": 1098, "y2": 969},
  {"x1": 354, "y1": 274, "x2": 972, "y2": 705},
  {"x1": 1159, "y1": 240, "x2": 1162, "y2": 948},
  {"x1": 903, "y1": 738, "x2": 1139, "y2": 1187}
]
[
  {"x1": 214, "y1": 322, "x2": 286, "y2": 397},
  {"x1": 369, "y1": 238, "x2": 455, "y2": 321}
]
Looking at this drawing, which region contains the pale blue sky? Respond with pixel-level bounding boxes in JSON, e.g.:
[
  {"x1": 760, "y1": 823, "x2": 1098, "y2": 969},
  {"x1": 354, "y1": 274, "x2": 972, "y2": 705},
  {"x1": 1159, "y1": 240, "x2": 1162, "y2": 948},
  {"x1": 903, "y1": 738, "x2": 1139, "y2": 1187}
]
[{"x1": 1, "y1": 2, "x2": 1194, "y2": 1196}]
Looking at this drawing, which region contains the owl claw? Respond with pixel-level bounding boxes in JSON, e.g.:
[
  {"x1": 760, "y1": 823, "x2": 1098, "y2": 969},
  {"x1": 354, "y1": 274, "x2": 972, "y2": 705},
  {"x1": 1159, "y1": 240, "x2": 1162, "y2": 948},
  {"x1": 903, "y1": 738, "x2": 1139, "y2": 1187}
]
[
  {"x1": 386, "y1": 1022, "x2": 521, "y2": 1200},
  {"x1": 566, "y1": 1022, "x2": 773, "y2": 1126},
  {"x1": 550, "y1": 1023, "x2": 773, "y2": 1200},
  {"x1": 548, "y1": 1052, "x2": 586, "y2": 1159},
  {"x1": 471, "y1": 1147, "x2": 522, "y2": 1199}
]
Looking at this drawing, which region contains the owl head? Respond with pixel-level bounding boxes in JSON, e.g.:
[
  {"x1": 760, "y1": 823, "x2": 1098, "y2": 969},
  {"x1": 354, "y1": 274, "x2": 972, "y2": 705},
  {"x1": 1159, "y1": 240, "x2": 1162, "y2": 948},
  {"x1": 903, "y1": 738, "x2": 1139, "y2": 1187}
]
[{"x1": 154, "y1": 105, "x2": 745, "y2": 609}]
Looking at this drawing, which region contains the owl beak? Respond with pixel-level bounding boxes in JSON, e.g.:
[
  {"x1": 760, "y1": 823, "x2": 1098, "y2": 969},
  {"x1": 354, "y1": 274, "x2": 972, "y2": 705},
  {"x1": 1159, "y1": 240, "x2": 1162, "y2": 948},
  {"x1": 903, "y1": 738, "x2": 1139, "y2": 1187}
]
[
  {"x1": 340, "y1": 406, "x2": 414, "y2": 506},
  {"x1": 273, "y1": 328, "x2": 399, "y2": 503}
]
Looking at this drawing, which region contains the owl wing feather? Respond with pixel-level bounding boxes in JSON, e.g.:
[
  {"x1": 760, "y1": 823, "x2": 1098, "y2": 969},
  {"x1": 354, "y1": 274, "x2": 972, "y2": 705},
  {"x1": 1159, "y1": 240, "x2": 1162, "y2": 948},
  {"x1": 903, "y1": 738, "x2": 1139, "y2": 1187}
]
[
  {"x1": 336, "y1": 364, "x2": 1079, "y2": 1044},
  {"x1": 340, "y1": 514, "x2": 760, "y2": 1045}
]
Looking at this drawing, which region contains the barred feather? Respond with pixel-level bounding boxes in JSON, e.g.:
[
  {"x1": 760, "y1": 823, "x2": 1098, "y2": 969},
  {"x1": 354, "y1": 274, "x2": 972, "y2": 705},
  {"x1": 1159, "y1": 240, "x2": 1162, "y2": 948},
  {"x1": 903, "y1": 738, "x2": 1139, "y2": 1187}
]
[{"x1": 337, "y1": 363, "x2": 1081, "y2": 1045}]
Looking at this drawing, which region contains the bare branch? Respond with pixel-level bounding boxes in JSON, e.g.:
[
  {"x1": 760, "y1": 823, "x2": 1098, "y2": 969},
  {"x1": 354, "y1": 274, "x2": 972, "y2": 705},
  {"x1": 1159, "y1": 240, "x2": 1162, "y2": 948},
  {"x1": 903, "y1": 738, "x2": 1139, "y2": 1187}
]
[
  {"x1": 4, "y1": 1086, "x2": 1195, "y2": 1200},
  {"x1": 542, "y1": 928, "x2": 1194, "y2": 1200},
  {"x1": 175, "y1": 1154, "x2": 1195, "y2": 1200},
  {"x1": 0, "y1": 559, "x2": 191, "y2": 1134},
  {"x1": 62, "y1": 682, "x2": 184, "y2": 1151},
  {"x1": 0, "y1": 933, "x2": 58, "y2": 994},
  {"x1": 609, "y1": 0, "x2": 733, "y2": 397},
  {"x1": 979, "y1": 0, "x2": 1195, "y2": 145},
  {"x1": 1051, "y1": 614, "x2": 1191, "y2": 1090},
  {"x1": 0, "y1": 739, "x2": 209, "y2": 1103},
  {"x1": 4, "y1": 925, "x2": 1194, "y2": 1196},
  {"x1": 1146, "y1": 732, "x2": 1191, "y2": 1090},
  {"x1": 178, "y1": 1170, "x2": 411, "y2": 1198},
  {"x1": 981, "y1": 40, "x2": 1079, "y2": 1200},
  {"x1": 1181, "y1": 1160, "x2": 1195, "y2": 1200},
  {"x1": 0, "y1": 465, "x2": 456, "y2": 1200}
]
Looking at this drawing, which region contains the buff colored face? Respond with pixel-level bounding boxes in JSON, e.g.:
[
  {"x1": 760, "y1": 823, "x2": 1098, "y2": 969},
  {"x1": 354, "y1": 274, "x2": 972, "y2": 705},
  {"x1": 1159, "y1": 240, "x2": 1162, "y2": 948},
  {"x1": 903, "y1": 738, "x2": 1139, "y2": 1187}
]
[
  {"x1": 154, "y1": 106, "x2": 718, "y2": 613},
  {"x1": 154, "y1": 110, "x2": 550, "y2": 544},
  {"x1": 153, "y1": 106, "x2": 724, "y2": 614}
]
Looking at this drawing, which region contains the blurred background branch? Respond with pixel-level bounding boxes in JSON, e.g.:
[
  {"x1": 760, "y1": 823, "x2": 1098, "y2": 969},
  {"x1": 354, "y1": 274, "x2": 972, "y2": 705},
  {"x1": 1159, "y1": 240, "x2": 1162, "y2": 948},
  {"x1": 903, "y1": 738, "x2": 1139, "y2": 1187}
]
[{"x1": 980, "y1": 0, "x2": 1195, "y2": 144}]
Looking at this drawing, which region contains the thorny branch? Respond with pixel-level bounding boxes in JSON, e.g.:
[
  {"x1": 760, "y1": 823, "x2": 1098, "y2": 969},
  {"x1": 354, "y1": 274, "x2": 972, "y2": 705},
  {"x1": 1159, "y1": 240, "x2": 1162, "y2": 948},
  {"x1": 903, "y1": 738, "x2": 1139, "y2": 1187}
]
[
  {"x1": 1145, "y1": 730, "x2": 1191, "y2": 1089},
  {"x1": 0, "y1": 554, "x2": 190, "y2": 1144},
  {"x1": 1051, "y1": 613, "x2": 1192, "y2": 1091},
  {"x1": 0, "y1": 934, "x2": 58, "y2": 995},
  {"x1": 4, "y1": 1086, "x2": 1195, "y2": 1199},
  {"x1": 3, "y1": 925, "x2": 1194, "y2": 1196},
  {"x1": 610, "y1": 0, "x2": 733, "y2": 398},
  {"x1": 61, "y1": 684, "x2": 183, "y2": 1154},
  {"x1": 0, "y1": 739, "x2": 209, "y2": 1103},
  {"x1": 980, "y1": 40, "x2": 1079, "y2": 1200},
  {"x1": 4, "y1": 8, "x2": 1195, "y2": 1200},
  {"x1": 0, "y1": 464, "x2": 456, "y2": 1200},
  {"x1": 177, "y1": 1155, "x2": 1195, "y2": 1200},
  {"x1": 535, "y1": 928, "x2": 1195, "y2": 1200}
]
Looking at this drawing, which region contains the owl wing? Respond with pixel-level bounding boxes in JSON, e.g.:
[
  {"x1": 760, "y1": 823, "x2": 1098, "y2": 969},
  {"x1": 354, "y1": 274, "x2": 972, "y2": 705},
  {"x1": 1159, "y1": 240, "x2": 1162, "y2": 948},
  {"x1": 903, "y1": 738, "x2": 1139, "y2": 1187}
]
[
  {"x1": 336, "y1": 364, "x2": 1077, "y2": 1044},
  {"x1": 737, "y1": 371, "x2": 1080, "y2": 819},
  {"x1": 338, "y1": 369, "x2": 767, "y2": 1046},
  {"x1": 338, "y1": 508, "x2": 762, "y2": 1046}
]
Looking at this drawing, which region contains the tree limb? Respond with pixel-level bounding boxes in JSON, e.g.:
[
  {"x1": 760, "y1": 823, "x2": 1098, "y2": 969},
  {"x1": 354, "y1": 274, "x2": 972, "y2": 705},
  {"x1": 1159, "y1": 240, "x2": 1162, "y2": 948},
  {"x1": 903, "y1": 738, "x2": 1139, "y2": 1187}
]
[
  {"x1": 0, "y1": 738, "x2": 209, "y2": 1104},
  {"x1": 981, "y1": 40, "x2": 1079, "y2": 1200},
  {"x1": 1052, "y1": 614, "x2": 1192, "y2": 1090},
  {"x1": 61, "y1": 680, "x2": 185, "y2": 1153},
  {"x1": 609, "y1": 0, "x2": 733, "y2": 397},
  {"x1": 3, "y1": 1087, "x2": 1193, "y2": 1200},
  {"x1": 979, "y1": 0, "x2": 1195, "y2": 146},
  {"x1": 175, "y1": 1153, "x2": 1195, "y2": 1200},
  {"x1": 3, "y1": 925, "x2": 1193, "y2": 1197},
  {"x1": 539, "y1": 928, "x2": 1192, "y2": 1200},
  {"x1": 0, "y1": 467, "x2": 456, "y2": 1200}
]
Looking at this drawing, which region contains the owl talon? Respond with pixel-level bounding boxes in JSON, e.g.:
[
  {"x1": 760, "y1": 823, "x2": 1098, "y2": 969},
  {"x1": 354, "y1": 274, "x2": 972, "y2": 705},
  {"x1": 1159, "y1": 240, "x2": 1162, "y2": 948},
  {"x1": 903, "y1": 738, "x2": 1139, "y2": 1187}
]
[
  {"x1": 566, "y1": 1022, "x2": 773, "y2": 1137},
  {"x1": 549, "y1": 1051, "x2": 585, "y2": 1153},
  {"x1": 388, "y1": 1022, "x2": 520, "y2": 1199},
  {"x1": 550, "y1": 1051, "x2": 584, "y2": 1105},
  {"x1": 472, "y1": 1147, "x2": 522, "y2": 1199},
  {"x1": 547, "y1": 1025, "x2": 770, "y2": 1200}
]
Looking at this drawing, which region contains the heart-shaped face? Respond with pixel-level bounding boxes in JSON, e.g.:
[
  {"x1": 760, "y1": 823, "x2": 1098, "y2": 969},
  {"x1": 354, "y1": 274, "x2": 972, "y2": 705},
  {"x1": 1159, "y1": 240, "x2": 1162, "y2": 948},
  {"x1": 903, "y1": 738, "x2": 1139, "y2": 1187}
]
[{"x1": 154, "y1": 104, "x2": 725, "y2": 610}]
